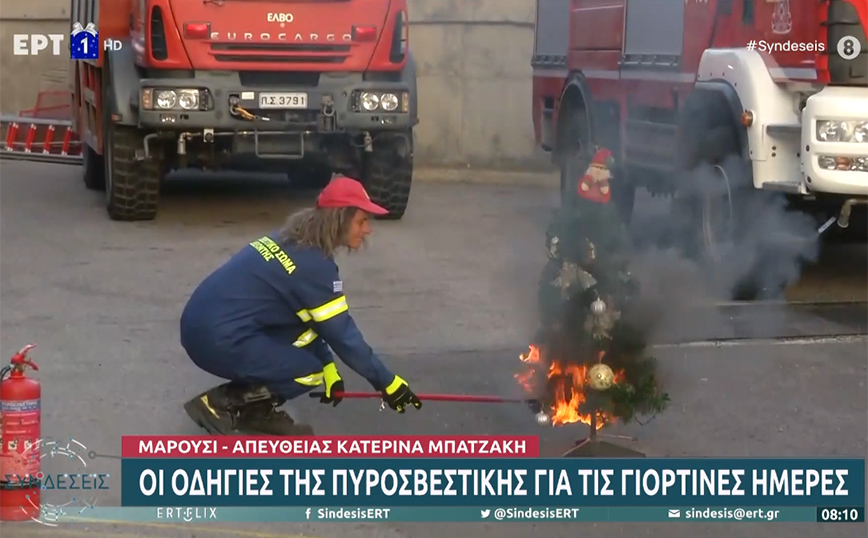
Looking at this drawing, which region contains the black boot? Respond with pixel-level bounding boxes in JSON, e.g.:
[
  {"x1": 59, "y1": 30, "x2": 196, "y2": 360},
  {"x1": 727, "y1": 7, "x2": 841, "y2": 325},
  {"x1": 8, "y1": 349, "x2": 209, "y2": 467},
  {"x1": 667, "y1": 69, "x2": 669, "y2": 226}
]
[
  {"x1": 235, "y1": 399, "x2": 315, "y2": 436},
  {"x1": 184, "y1": 383, "x2": 314, "y2": 436},
  {"x1": 184, "y1": 383, "x2": 242, "y2": 435}
]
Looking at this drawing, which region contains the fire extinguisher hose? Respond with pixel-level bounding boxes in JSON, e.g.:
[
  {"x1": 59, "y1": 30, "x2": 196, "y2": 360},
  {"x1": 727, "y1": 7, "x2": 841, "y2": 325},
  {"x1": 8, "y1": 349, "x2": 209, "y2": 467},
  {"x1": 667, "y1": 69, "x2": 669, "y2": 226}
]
[{"x1": 0, "y1": 365, "x2": 11, "y2": 381}]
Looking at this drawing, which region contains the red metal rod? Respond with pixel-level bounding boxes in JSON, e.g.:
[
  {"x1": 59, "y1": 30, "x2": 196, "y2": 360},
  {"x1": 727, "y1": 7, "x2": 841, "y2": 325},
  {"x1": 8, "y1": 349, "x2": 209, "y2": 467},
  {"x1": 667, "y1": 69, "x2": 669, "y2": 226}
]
[{"x1": 309, "y1": 391, "x2": 536, "y2": 404}]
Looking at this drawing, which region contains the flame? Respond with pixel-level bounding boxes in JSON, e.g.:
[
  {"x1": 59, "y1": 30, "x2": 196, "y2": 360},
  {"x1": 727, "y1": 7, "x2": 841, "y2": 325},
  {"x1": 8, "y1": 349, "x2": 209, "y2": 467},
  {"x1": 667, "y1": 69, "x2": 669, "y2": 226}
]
[{"x1": 515, "y1": 344, "x2": 624, "y2": 429}]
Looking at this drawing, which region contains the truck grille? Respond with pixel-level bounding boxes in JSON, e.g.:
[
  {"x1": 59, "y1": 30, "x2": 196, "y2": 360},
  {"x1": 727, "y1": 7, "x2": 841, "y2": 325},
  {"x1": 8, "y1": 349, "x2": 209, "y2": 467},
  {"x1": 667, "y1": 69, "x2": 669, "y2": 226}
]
[
  {"x1": 209, "y1": 43, "x2": 350, "y2": 64},
  {"x1": 150, "y1": 7, "x2": 168, "y2": 60},
  {"x1": 238, "y1": 71, "x2": 321, "y2": 87}
]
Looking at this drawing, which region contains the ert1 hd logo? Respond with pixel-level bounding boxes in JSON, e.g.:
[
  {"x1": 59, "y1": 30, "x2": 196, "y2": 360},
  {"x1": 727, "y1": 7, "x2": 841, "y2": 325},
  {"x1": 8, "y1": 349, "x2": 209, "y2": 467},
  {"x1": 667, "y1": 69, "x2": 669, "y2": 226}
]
[{"x1": 12, "y1": 22, "x2": 122, "y2": 59}]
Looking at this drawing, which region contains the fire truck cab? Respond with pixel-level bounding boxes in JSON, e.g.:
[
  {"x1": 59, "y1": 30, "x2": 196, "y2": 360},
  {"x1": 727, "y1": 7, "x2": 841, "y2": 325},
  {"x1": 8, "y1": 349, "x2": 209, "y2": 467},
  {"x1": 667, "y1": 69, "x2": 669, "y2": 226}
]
[
  {"x1": 70, "y1": 0, "x2": 417, "y2": 221},
  {"x1": 532, "y1": 0, "x2": 867, "y2": 252}
]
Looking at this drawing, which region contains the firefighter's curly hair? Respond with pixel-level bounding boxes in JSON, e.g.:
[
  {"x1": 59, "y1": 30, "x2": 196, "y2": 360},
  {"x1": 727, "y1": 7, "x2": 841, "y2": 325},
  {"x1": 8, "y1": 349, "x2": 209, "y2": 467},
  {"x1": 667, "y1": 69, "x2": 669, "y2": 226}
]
[{"x1": 278, "y1": 206, "x2": 364, "y2": 258}]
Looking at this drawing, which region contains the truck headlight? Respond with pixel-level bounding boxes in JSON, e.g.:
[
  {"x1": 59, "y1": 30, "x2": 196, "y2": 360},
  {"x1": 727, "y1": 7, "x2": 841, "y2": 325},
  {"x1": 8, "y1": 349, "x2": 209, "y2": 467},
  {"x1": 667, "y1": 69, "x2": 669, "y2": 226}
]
[
  {"x1": 818, "y1": 156, "x2": 868, "y2": 172},
  {"x1": 380, "y1": 93, "x2": 399, "y2": 111},
  {"x1": 178, "y1": 90, "x2": 200, "y2": 110},
  {"x1": 156, "y1": 90, "x2": 177, "y2": 109},
  {"x1": 360, "y1": 92, "x2": 380, "y2": 111},
  {"x1": 141, "y1": 88, "x2": 205, "y2": 111},
  {"x1": 816, "y1": 120, "x2": 868, "y2": 143},
  {"x1": 355, "y1": 91, "x2": 404, "y2": 112}
]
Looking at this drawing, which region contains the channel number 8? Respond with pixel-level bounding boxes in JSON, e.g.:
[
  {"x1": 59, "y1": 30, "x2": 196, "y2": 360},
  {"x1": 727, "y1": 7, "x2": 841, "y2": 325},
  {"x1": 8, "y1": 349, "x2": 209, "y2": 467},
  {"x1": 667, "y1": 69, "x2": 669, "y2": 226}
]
[{"x1": 837, "y1": 36, "x2": 862, "y2": 61}]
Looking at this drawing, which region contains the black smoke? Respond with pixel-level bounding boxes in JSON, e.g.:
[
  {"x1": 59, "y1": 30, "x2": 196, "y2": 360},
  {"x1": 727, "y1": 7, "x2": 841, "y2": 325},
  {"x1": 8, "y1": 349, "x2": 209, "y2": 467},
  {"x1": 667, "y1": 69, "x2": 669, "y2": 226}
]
[{"x1": 622, "y1": 154, "x2": 823, "y2": 343}]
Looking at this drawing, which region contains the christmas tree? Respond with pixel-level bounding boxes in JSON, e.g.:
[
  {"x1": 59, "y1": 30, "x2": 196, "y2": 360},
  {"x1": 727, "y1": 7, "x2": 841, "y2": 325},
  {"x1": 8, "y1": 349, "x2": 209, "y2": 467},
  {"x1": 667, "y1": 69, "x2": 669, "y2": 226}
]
[{"x1": 518, "y1": 147, "x2": 669, "y2": 446}]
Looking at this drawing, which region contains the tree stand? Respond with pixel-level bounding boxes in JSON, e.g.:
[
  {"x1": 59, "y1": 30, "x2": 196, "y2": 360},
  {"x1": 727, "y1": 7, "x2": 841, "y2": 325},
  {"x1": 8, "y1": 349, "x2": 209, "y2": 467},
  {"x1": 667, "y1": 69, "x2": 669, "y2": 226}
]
[{"x1": 561, "y1": 412, "x2": 646, "y2": 458}]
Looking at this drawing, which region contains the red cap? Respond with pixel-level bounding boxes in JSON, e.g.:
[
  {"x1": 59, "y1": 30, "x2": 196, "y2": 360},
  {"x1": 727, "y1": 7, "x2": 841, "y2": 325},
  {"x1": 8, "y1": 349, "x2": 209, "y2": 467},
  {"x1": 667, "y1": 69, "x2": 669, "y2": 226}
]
[
  {"x1": 316, "y1": 175, "x2": 388, "y2": 216},
  {"x1": 590, "y1": 147, "x2": 615, "y2": 168}
]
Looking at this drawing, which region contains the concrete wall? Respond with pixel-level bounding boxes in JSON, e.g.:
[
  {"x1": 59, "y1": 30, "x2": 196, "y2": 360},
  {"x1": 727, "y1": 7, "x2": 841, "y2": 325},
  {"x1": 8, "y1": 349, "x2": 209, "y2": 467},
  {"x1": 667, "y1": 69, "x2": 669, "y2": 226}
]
[
  {"x1": 0, "y1": 1, "x2": 551, "y2": 171},
  {"x1": 0, "y1": 5, "x2": 72, "y2": 115}
]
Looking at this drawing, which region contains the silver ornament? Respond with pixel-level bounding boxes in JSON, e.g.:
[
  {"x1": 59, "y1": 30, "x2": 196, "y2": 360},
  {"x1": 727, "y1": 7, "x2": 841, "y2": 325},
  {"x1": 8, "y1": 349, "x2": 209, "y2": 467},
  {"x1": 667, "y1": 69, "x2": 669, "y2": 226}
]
[
  {"x1": 547, "y1": 236, "x2": 560, "y2": 259},
  {"x1": 534, "y1": 412, "x2": 551, "y2": 426},
  {"x1": 591, "y1": 298, "x2": 607, "y2": 315}
]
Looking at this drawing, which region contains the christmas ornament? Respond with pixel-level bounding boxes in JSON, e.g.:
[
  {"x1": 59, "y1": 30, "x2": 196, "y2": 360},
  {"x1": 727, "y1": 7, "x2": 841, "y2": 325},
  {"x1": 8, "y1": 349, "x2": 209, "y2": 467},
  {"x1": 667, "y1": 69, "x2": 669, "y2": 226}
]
[
  {"x1": 576, "y1": 148, "x2": 615, "y2": 204},
  {"x1": 547, "y1": 235, "x2": 560, "y2": 259},
  {"x1": 587, "y1": 363, "x2": 615, "y2": 390},
  {"x1": 585, "y1": 305, "x2": 620, "y2": 340},
  {"x1": 553, "y1": 261, "x2": 597, "y2": 300},
  {"x1": 552, "y1": 262, "x2": 578, "y2": 296},
  {"x1": 535, "y1": 412, "x2": 551, "y2": 426},
  {"x1": 590, "y1": 298, "x2": 607, "y2": 316}
]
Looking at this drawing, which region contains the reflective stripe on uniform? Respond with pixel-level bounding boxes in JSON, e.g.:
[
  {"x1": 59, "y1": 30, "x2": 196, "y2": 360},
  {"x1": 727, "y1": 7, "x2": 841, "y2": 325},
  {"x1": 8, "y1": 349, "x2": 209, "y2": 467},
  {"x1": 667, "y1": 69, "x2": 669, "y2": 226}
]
[
  {"x1": 294, "y1": 371, "x2": 324, "y2": 386},
  {"x1": 309, "y1": 295, "x2": 349, "y2": 322},
  {"x1": 293, "y1": 328, "x2": 318, "y2": 348},
  {"x1": 296, "y1": 309, "x2": 312, "y2": 322},
  {"x1": 199, "y1": 395, "x2": 220, "y2": 418}
]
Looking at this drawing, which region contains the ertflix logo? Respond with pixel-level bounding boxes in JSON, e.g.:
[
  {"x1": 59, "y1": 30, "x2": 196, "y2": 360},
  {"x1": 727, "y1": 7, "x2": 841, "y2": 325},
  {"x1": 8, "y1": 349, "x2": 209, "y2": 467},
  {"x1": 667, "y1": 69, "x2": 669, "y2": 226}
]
[{"x1": 23, "y1": 437, "x2": 108, "y2": 526}]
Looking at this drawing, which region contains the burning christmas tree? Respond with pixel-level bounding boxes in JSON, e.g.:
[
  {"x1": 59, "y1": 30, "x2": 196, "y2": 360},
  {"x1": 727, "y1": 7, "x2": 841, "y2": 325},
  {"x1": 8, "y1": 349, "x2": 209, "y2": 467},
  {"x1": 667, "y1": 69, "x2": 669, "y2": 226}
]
[{"x1": 516, "y1": 147, "x2": 669, "y2": 455}]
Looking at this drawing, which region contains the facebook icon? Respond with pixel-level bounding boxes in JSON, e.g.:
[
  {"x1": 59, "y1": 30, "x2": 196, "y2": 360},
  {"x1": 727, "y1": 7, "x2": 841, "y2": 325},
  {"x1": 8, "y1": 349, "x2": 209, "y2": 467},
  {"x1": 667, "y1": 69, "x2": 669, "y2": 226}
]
[{"x1": 70, "y1": 22, "x2": 99, "y2": 60}]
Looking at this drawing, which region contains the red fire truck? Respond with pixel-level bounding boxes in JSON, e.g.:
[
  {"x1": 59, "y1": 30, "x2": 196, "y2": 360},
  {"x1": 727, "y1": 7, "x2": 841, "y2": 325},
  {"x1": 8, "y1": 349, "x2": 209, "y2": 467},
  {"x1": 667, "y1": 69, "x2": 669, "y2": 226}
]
[
  {"x1": 532, "y1": 0, "x2": 867, "y2": 250},
  {"x1": 67, "y1": 0, "x2": 416, "y2": 221}
]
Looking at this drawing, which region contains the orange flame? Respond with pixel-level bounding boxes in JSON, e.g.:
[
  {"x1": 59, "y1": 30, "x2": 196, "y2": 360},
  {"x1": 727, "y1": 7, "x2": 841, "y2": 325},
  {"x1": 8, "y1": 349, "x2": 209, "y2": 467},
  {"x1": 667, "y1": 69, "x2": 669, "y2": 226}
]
[{"x1": 515, "y1": 344, "x2": 624, "y2": 429}]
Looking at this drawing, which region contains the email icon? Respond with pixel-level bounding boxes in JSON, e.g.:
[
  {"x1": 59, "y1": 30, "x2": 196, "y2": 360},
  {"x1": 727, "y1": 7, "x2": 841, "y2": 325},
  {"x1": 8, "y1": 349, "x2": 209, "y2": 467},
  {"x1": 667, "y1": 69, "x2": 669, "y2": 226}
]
[{"x1": 668, "y1": 509, "x2": 681, "y2": 518}]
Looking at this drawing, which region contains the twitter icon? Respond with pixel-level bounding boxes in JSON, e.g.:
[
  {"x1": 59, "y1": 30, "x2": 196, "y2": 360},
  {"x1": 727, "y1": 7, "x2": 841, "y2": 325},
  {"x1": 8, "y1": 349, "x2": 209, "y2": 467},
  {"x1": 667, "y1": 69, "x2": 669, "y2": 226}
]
[{"x1": 480, "y1": 509, "x2": 491, "y2": 519}]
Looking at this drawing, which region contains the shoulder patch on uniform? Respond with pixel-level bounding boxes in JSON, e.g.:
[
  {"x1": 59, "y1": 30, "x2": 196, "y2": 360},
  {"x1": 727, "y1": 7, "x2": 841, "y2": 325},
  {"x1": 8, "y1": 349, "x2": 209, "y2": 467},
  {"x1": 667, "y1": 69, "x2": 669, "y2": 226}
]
[{"x1": 333, "y1": 281, "x2": 343, "y2": 293}]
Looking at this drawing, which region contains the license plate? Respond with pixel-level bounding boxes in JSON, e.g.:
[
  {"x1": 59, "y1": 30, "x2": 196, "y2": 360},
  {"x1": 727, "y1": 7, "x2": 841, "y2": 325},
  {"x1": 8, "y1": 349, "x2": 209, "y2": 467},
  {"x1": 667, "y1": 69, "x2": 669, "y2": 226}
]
[{"x1": 258, "y1": 92, "x2": 308, "y2": 109}]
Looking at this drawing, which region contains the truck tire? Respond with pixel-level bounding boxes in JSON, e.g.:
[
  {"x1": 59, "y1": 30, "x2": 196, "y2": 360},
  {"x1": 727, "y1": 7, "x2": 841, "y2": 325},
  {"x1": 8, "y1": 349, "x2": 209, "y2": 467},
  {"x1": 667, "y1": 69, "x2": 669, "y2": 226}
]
[
  {"x1": 361, "y1": 134, "x2": 413, "y2": 220},
  {"x1": 103, "y1": 117, "x2": 161, "y2": 221},
  {"x1": 674, "y1": 92, "x2": 782, "y2": 300},
  {"x1": 610, "y1": 165, "x2": 636, "y2": 225},
  {"x1": 557, "y1": 105, "x2": 590, "y2": 210},
  {"x1": 82, "y1": 144, "x2": 105, "y2": 191}
]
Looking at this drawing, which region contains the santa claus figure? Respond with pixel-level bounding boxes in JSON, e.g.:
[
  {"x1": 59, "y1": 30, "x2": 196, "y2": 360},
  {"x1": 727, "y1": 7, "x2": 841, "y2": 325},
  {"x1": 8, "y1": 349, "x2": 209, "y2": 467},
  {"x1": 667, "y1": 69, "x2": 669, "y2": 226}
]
[
  {"x1": 576, "y1": 147, "x2": 616, "y2": 204},
  {"x1": 536, "y1": 145, "x2": 637, "y2": 344}
]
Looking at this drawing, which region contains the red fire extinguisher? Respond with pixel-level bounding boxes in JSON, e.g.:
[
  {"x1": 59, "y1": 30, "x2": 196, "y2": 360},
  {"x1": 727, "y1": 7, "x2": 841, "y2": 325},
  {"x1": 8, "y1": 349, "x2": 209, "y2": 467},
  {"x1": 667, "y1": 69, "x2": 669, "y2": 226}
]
[{"x1": 0, "y1": 344, "x2": 42, "y2": 522}]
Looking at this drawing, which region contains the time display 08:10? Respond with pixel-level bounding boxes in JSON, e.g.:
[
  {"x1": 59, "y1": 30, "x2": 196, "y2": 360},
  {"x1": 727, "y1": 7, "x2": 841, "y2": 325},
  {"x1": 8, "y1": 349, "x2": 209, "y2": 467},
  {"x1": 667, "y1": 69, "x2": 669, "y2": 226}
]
[{"x1": 816, "y1": 507, "x2": 864, "y2": 522}]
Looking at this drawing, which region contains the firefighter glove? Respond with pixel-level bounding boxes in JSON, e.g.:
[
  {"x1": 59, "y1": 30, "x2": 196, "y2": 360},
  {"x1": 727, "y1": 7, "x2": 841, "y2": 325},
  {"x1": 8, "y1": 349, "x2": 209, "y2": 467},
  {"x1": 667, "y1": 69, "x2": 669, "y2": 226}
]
[
  {"x1": 381, "y1": 375, "x2": 422, "y2": 413},
  {"x1": 320, "y1": 363, "x2": 344, "y2": 407}
]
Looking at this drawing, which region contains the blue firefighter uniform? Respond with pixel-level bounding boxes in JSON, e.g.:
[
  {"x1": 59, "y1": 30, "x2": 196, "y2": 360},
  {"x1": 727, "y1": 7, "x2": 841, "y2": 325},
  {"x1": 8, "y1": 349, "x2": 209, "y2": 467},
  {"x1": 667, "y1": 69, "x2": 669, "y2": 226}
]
[{"x1": 180, "y1": 232, "x2": 397, "y2": 399}]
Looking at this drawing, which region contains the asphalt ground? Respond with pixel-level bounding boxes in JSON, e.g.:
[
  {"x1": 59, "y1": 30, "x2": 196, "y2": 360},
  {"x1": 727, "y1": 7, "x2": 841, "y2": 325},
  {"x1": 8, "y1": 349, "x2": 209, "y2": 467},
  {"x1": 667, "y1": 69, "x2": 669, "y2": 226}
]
[{"x1": 0, "y1": 160, "x2": 866, "y2": 538}]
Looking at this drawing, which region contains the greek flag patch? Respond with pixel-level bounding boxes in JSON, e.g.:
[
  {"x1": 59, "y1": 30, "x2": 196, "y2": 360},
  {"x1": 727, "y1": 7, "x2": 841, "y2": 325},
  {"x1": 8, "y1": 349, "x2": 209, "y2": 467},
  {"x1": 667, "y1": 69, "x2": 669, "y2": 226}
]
[{"x1": 333, "y1": 281, "x2": 343, "y2": 293}]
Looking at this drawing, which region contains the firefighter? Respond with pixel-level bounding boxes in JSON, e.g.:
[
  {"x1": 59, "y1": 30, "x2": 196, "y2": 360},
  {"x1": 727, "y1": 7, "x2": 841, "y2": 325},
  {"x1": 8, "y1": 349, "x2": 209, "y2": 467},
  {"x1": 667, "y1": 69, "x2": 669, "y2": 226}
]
[{"x1": 180, "y1": 176, "x2": 422, "y2": 435}]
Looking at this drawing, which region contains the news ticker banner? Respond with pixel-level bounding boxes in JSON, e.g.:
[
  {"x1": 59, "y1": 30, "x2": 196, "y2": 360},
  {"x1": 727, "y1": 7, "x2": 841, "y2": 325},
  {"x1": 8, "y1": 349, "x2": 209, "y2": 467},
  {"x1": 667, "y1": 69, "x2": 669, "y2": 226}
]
[
  {"x1": 119, "y1": 436, "x2": 865, "y2": 509},
  {"x1": 52, "y1": 506, "x2": 866, "y2": 524}
]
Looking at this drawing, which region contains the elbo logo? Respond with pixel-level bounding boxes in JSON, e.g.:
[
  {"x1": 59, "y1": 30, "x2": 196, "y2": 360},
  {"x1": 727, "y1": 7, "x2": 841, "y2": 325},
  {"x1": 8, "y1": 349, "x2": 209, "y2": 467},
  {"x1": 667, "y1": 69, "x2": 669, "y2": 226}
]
[{"x1": 13, "y1": 34, "x2": 65, "y2": 55}]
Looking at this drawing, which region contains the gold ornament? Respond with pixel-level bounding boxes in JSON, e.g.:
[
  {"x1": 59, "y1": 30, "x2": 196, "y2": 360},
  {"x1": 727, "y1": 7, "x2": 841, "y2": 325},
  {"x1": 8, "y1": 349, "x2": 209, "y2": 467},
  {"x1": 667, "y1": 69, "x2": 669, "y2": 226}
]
[{"x1": 587, "y1": 363, "x2": 615, "y2": 390}]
